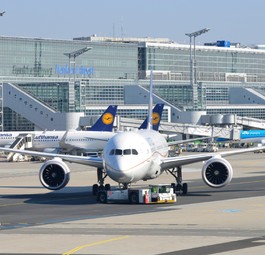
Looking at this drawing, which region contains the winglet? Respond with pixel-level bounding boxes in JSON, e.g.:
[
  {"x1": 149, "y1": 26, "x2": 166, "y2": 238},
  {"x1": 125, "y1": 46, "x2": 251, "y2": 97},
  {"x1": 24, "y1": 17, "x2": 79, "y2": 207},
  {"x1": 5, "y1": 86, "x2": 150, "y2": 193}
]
[
  {"x1": 89, "y1": 105, "x2": 117, "y2": 132},
  {"x1": 139, "y1": 104, "x2": 164, "y2": 131}
]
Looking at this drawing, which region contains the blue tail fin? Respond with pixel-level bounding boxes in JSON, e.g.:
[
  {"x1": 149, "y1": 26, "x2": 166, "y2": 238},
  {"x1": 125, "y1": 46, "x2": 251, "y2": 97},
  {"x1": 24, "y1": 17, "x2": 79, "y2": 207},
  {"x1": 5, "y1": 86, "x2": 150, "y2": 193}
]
[
  {"x1": 89, "y1": 105, "x2": 117, "y2": 132},
  {"x1": 139, "y1": 103, "x2": 164, "y2": 131}
]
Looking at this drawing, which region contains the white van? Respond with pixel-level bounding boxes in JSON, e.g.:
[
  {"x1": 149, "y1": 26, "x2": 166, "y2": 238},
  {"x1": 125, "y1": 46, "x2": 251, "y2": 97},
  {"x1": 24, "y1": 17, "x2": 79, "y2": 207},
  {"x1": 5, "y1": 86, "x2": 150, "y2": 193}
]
[
  {"x1": 196, "y1": 143, "x2": 208, "y2": 152},
  {"x1": 186, "y1": 143, "x2": 198, "y2": 152},
  {"x1": 206, "y1": 143, "x2": 218, "y2": 152}
]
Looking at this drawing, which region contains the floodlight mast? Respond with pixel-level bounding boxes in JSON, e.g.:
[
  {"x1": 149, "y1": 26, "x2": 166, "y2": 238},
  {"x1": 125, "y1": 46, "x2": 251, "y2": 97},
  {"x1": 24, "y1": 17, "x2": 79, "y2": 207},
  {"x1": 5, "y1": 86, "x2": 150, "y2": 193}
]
[
  {"x1": 63, "y1": 47, "x2": 92, "y2": 112},
  {"x1": 185, "y1": 28, "x2": 210, "y2": 110},
  {"x1": 63, "y1": 46, "x2": 92, "y2": 59},
  {"x1": 0, "y1": 11, "x2": 5, "y2": 131}
]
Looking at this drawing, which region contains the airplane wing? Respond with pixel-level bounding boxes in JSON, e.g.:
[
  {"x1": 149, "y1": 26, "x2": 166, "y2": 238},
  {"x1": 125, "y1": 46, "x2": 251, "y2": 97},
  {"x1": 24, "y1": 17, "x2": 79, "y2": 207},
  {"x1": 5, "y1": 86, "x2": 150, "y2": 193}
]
[
  {"x1": 160, "y1": 145, "x2": 265, "y2": 170},
  {"x1": 0, "y1": 147, "x2": 103, "y2": 168}
]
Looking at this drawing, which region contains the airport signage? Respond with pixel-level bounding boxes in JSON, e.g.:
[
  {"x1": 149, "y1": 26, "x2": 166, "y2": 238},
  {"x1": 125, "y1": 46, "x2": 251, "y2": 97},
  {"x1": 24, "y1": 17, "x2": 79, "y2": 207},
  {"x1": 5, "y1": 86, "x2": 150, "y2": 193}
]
[
  {"x1": 55, "y1": 64, "x2": 94, "y2": 77},
  {"x1": 12, "y1": 65, "x2": 52, "y2": 76}
]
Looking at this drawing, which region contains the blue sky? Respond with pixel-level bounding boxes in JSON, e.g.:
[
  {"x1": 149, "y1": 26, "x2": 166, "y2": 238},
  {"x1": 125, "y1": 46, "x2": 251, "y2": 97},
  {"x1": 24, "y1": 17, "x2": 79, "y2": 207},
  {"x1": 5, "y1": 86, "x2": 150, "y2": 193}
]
[{"x1": 1, "y1": 0, "x2": 264, "y2": 45}]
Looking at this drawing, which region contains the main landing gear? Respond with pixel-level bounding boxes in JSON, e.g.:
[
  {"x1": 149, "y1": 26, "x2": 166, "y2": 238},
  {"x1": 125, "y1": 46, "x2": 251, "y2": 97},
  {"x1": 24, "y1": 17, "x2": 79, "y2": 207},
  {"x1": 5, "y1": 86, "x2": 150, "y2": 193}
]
[
  {"x1": 167, "y1": 166, "x2": 188, "y2": 195},
  {"x1": 92, "y1": 167, "x2": 111, "y2": 196}
]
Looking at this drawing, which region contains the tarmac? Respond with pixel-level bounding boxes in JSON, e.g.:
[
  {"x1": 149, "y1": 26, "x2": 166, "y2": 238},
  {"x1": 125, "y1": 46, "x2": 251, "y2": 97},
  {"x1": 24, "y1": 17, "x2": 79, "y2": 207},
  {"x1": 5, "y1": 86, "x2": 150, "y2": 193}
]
[{"x1": 0, "y1": 151, "x2": 265, "y2": 254}]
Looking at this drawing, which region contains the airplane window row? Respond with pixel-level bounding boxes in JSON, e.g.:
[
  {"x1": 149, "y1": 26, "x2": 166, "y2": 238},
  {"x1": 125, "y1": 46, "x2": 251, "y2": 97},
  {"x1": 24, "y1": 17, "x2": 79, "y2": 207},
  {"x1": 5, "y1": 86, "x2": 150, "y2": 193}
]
[{"x1": 109, "y1": 149, "x2": 138, "y2": 155}]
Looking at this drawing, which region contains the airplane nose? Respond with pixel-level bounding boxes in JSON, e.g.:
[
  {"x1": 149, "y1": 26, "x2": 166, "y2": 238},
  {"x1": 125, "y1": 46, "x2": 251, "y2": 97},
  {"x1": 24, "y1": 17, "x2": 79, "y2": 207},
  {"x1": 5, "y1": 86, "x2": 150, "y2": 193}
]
[
  {"x1": 105, "y1": 157, "x2": 134, "y2": 183},
  {"x1": 115, "y1": 157, "x2": 130, "y2": 171}
]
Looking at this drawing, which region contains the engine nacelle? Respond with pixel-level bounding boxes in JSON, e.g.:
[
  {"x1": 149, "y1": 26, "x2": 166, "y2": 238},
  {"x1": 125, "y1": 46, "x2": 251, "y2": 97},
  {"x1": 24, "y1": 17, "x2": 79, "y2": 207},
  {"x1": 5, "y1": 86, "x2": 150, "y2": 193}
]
[
  {"x1": 202, "y1": 157, "x2": 233, "y2": 188},
  {"x1": 39, "y1": 157, "x2": 70, "y2": 190}
]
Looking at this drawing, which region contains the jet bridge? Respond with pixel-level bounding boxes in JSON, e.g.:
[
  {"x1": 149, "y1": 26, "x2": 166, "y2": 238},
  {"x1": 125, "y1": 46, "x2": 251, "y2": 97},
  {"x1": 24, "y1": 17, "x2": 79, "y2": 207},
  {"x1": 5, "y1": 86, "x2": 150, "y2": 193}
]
[
  {"x1": 119, "y1": 117, "x2": 240, "y2": 140},
  {"x1": 236, "y1": 116, "x2": 265, "y2": 129}
]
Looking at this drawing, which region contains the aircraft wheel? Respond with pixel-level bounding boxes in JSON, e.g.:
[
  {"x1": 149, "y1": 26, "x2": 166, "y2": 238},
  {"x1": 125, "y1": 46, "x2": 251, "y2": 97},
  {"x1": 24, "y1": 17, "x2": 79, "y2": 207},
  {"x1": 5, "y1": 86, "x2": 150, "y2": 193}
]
[
  {"x1": 175, "y1": 184, "x2": 182, "y2": 192},
  {"x1": 182, "y1": 183, "x2": 188, "y2": 195},
  {"x1": 92, "y1": 184, "x2": 98, "y2": 196},
  {"x1": 105, "y1": 183, "x2": 111, "y2": 191},
  {"x1": 97, "y1": 191, "x2": 107, "y2": 203}
]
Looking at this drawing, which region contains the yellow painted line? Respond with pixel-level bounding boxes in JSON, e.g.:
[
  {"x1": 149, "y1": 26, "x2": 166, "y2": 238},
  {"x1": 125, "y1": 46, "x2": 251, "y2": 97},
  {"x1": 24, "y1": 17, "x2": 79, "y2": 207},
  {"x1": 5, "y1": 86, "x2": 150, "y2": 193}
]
[
  {"x1": 63, "y1": 235, "x2": 129, "y2": 255},
  {"x1": 252, "y1": 204, "x2": 265, "y2": 207}
]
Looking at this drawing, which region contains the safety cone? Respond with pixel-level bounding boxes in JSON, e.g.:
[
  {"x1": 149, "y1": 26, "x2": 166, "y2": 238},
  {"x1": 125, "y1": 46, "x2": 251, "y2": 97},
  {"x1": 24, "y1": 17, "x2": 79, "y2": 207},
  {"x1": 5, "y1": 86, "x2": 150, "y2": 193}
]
[{"x1": 144, "y1": 192, "x2": 149, "y2": 204}]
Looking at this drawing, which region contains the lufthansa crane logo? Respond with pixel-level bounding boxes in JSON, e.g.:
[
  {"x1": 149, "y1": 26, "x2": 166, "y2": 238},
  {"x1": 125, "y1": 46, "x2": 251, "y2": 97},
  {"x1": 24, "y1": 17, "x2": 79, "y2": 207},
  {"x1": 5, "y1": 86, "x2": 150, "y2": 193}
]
[
  {"x1": 152, "y1": 112, "x2": 160, "y2": 125},
  {"x1": 102, "y1": 113, "x2": 114, "y2": 125}
]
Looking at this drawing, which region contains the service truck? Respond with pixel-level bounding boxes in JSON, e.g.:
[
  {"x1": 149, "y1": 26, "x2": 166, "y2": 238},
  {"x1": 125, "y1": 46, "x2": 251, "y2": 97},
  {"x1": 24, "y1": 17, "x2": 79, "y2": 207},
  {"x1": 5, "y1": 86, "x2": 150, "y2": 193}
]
[{"x1": 97, "y1": 184, "x2": 177, "y2": 204}]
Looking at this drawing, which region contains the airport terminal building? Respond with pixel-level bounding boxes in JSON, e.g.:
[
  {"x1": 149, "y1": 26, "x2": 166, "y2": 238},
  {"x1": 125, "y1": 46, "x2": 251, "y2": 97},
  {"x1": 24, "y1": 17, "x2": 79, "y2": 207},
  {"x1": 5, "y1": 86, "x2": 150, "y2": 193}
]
[{"x1": 1, "y1": 35, "x2": 265, "y2": 130}]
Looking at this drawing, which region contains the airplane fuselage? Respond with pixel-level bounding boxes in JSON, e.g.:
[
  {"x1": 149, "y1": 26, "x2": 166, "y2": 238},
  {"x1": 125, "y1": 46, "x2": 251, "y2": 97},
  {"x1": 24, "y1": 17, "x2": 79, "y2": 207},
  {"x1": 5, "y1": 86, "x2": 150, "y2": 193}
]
[
  {"x1": 0, "y1": 130, "x2": 115, "y2": 153},
  {"x1": 217, "y1": 129, "x2": 265, "y2": 144},
  {"x1": 239, "y1": 130, "x2": 265, "y2": 143},
  {"x1": 103, "y1": 129, "x2": 168, "y2": 184}
]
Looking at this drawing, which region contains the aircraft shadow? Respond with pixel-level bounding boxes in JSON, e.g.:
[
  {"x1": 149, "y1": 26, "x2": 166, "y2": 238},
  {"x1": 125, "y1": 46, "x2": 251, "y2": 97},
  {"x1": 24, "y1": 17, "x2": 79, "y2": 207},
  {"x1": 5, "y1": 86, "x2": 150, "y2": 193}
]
[{"x1": 0, "y1": 186, "x2": 98, "y2": 205}]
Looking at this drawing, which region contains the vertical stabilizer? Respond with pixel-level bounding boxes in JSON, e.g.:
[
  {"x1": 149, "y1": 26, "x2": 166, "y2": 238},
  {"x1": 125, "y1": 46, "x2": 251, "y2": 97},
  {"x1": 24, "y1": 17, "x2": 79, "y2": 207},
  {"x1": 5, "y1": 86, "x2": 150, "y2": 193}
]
[
  {"x1": 139, "y1": 104, "x2": 164, "y2": 131},
  {"x1": 89, "y1": 105, "x2": 117, "y2": 132},
  {"x1": 147, "y1": 70, "x2": 153, "y2": 130}
]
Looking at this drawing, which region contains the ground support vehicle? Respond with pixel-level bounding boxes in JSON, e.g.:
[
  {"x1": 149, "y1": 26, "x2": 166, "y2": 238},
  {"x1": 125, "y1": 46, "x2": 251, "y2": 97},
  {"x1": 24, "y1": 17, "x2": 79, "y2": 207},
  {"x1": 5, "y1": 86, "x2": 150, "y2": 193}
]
[
  {"x1": 97, "y1": 184, "x2": 177, "y2": 204},
  {"x1": 206, "y1": 143, "x2": 218, "y2": 152}
]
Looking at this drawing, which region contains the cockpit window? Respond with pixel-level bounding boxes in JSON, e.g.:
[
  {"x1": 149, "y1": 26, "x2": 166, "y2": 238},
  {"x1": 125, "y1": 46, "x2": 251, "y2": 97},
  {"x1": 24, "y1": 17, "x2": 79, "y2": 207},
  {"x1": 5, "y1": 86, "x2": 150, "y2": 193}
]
[
  {"x1": 123, "y1": 149, "x2": 131, "y2": 155},
  {"x1": 116, "y1": 149, "x2": 122, "y2": 155},
  {"x1": 132, "y1": 149, "x2": 138, "y2": 155},
  {"x1": 109, "y1": 148, "x2": 139, "y2": 155}
]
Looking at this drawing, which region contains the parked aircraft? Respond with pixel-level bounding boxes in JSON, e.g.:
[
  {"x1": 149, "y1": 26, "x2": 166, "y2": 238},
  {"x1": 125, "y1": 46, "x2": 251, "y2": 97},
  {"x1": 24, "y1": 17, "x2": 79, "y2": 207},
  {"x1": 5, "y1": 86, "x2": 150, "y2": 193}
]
[
  {"x1": 239, "y1": 129, "x2": 265, "y2": 144},
  {"x1": 0, "y1": 103, "x2": 165, "y2": 157},
  {"x1": 0, "y1": 105, "x2": 118, "y2": 155},
  {"x1": 0, "y1": 72, "x2": 264, "y2": 200}
]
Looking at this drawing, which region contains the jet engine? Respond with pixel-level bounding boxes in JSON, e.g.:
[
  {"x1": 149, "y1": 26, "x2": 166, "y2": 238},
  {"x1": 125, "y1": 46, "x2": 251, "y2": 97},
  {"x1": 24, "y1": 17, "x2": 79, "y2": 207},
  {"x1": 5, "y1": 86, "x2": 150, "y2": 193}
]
[
  {"x1": 202, "y1": 157, "x2": 233, "y2": 188},
  {"x1": 39, "y1": 158, "x2": 70, "y2": 190}
]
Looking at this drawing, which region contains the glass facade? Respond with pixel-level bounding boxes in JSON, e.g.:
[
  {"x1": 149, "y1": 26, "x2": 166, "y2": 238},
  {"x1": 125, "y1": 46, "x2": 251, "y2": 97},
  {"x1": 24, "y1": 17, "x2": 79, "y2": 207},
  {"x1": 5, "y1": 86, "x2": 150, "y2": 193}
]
[
  {"x1": 207, "y1": 106, "x2": 265, "y2": 120},
  {"x1": 1, "y1": 35, "x2": 265, "y2": 130},
  {"x1": 19, "y1": 82, "x2": 69, "y2": 112},
  {"x1": 145, "y1": 43, "x2": 265, "y2": 83},
  {"x1": 0, "y1": 36, "x2": 138, "y2": 79}
]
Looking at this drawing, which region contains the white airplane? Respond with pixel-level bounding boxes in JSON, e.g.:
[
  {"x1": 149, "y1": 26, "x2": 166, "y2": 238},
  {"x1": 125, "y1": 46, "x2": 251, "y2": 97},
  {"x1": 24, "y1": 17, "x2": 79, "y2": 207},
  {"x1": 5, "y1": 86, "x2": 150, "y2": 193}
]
[
  {"x1": 0, "y1": 104, "x2": 166, "y2": 156},
  {"x1": 0, "y1": 73, "x2": 264, "y2": 200},
  {"x1": 0, "y1": 105, "x2": 118, "y2": 155}
]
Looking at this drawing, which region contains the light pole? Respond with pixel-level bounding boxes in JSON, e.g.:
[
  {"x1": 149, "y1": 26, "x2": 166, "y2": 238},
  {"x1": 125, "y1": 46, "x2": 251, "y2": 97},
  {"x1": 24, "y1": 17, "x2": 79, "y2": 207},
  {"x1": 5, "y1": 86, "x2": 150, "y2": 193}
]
[
  {"x1": 0, "y1": 11, "x2": 5, "y2": 131},
  {"x1": 64, "y1": 46, "x2": 91, "y2": 112},
  {"x1": 185, "y1": 28, "x2": 210, "y2": 110}
]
